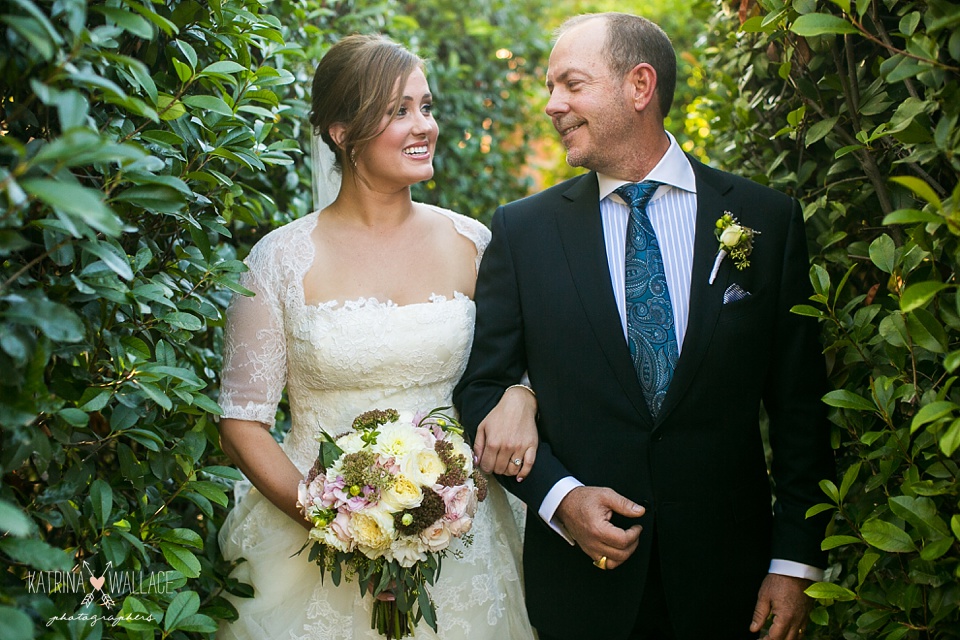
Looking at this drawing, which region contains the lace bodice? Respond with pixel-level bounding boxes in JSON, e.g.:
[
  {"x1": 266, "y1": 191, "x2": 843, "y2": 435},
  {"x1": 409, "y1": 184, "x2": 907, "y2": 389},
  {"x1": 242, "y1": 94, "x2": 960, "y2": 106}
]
[{"x1": 218, "y1": 205, "x2": 491, "y2": 471}]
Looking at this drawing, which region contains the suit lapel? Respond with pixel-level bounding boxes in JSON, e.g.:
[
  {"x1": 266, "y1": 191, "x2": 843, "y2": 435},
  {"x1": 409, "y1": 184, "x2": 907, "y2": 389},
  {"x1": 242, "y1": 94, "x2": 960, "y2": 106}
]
[
  {"x1": 554, "y1": 172, "x2": 653, "y2": 425},
  {"x1": 657, "y1": 159, "x2": 735, "y2": 423}
]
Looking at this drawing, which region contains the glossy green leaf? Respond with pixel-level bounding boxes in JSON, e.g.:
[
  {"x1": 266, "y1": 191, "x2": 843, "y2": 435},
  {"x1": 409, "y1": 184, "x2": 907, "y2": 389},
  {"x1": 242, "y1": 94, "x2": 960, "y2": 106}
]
[
  {"x1": 164, "y1": 589, "x2": 200, "y2": 631},
  {"x1": 790, "y1": 13, "x2": 859, "y2": 36},
  {"x1": 822, "y1": 390, "x2": 876, "y2": 412},
  {"x1": 0, "y1": 499, "x2": 34, "y2": 537},
  {"x1": 861, "y1": 518, "x2": 916, "y2": 552},
  {"x1": 822, "y1": 535, "x2": 862, "y2": 550},
  {"x1": 183, "y1": 94, "x2": 235, "y2": 117},
  {"x1": 160, "y1": 543, "x2": 201, "y2": 579},
  {"x1": 90, "y1": 479, "x2": 113, "y2": 529},
  {"x1": 910, "y1": 401, "x2": 958, "y2": 433},
  {"x1": 868, "y1": 234, "x2": 897, "y2": 273},
  {"x1": 805, "y1": 582, "x2": 857, "y2": 601},
  {"x1": 900, "y1": 281, "x2": 949, "y2": 312},
  {"x1": 20, "y1": 178, "x2": 122, "y2": 237}
]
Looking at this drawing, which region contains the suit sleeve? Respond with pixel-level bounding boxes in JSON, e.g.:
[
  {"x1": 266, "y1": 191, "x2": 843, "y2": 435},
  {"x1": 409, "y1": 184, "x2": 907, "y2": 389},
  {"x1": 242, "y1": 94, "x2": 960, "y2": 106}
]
[
  {"x1": 764, "y1": 199, "x2": 835, "y2": 568},
  {"x1": 454, "y1": 207, "x2": 573, "y2": 510}
]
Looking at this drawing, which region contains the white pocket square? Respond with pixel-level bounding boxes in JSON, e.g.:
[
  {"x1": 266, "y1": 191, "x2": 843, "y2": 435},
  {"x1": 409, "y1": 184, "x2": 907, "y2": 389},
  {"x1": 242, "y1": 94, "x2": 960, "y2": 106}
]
[{"x1": 723, "y1": 283, "x2": 751, "y2": 304}]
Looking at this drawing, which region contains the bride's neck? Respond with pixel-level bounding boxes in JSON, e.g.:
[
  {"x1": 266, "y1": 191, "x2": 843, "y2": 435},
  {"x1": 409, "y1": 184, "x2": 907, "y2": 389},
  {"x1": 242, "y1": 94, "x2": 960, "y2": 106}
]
[{"x1": 327, "y1": 179, "x2": 415, "y2": 229}]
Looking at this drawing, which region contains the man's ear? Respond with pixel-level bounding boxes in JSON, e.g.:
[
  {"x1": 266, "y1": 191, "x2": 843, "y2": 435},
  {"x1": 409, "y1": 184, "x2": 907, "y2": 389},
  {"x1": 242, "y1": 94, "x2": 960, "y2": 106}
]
[
  {"x1": 628, "y1": 62, "x2": 659, "y2": 115},
  {"x1": 328, "y1": 123, "x2": 347, "y2": 149}
]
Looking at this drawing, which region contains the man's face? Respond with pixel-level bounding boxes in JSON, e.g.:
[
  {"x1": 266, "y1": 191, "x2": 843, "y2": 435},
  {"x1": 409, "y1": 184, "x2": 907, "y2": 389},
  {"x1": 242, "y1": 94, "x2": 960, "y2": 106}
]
[{"x1": 545, "y1": 19, "x2": 635, "y2": 175}]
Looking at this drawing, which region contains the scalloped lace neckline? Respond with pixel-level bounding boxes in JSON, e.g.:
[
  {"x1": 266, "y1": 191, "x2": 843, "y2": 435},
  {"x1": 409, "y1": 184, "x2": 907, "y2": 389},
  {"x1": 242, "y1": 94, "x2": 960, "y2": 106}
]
[{"x1": 306, "y1": 291, "x2": 472, "y2": 312}]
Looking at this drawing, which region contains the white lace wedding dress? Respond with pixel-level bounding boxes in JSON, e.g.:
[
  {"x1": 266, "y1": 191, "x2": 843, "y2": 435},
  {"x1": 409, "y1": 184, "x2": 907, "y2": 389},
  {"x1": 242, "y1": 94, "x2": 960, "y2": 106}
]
[{"x1": 216, "y1": 206, "x2": 533, "y2": 639}]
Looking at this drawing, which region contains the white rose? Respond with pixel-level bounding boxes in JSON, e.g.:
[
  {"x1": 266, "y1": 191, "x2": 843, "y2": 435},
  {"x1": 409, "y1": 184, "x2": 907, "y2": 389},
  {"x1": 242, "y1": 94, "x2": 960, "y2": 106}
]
[
  {"x1": 720, "y1": 224, "x2": 743, "y2": 247},
  {"x1": 386, "y1": 538, "x2": 427, "y2": 568},
  {"x1": 380, "y1": 474, "x2": 424, "y2": 511},
  {"x1": 336, "y1": 431, "x2": 367, "y2": 455},
  {"x1": 373, "y1": 421, "x2": 429, "y2": 463},
  {"x1": 402, "y1": 449, "x2": 445, "y2": 487},
  {"x1": 419, "y1": 520, "x2": 452, "y2": 553}
]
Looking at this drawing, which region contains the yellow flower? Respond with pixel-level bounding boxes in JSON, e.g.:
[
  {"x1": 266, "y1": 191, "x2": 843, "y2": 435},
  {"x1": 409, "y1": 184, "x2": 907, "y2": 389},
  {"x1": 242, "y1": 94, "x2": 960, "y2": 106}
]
[
  {"x1": 351, "y1": 507, "x2": 395, "y2": 552},
  {"x1": 402, "y1": 449, "x2": 445, "y2": 487},
  {"x1": 380, "y1": 474, "x2": 424, "y2": 511}
]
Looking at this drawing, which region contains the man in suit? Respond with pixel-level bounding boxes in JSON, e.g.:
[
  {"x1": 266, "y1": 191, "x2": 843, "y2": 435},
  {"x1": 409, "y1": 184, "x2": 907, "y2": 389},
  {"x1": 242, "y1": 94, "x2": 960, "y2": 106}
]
[{"x1": 454, "y1": 12, "x2": 834, "y2": 640}]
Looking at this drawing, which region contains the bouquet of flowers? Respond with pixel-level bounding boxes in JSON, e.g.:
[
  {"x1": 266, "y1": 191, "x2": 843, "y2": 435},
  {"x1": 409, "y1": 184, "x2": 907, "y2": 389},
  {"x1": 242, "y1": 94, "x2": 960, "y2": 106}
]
[{"x1": 297, "y1": 407, "x2": 488, "y2": 639}]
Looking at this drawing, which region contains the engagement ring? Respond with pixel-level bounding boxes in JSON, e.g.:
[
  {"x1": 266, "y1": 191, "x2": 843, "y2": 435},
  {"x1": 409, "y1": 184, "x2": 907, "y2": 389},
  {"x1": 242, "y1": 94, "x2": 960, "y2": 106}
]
[{"x1": 512, "y1": 458, "x2": 522, "y2": 466}]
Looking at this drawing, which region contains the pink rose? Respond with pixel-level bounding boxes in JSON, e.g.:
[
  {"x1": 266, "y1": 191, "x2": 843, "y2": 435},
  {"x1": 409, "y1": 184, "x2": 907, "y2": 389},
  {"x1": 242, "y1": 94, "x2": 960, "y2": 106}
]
[
  {"x1": 323, "y1": 476, "x2": 346, "y2": 508},
  {"x1": 435, "y1": 485, "x2": 476, "y2": 520},
  {"x1": 330, "y1": 511, "x2": 353, "y2": 543}
]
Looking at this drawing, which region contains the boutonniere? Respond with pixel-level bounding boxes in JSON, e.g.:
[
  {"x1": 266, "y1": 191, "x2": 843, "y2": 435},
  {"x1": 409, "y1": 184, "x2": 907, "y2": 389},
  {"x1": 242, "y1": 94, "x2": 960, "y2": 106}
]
[{"x1": 708, "y1": 212, "x2": 759, "y2": 285}]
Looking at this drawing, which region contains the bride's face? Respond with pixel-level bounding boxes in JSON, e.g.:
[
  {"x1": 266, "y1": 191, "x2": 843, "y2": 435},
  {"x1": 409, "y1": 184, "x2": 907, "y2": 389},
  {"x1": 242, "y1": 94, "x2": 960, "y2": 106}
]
[{"x1": 356, "y1": 68, "x2": 438, "y2": 191}]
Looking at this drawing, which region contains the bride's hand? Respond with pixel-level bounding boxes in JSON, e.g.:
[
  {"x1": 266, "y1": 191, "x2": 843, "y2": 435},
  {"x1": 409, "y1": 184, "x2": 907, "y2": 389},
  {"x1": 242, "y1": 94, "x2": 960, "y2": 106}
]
[{"x1": 473, "y1": 385, "x2": 538, "y2": 481}]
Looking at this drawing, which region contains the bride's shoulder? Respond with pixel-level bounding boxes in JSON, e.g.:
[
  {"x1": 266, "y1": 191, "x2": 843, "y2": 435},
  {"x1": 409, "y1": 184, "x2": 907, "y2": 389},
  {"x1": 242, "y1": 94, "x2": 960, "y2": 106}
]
[
  {"x1": 245, "y1": 212, "x2": 318, "y2": 264},
  {"x1": 420, "y1": 203, "x2": 491, "y2": 250}
]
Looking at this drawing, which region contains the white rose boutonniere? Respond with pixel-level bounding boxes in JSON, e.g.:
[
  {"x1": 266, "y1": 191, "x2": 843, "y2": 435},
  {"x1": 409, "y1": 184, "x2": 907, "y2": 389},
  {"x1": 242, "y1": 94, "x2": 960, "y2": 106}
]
[{"x1": 708, "y1": 212, "x2": 760, "y2": 285}]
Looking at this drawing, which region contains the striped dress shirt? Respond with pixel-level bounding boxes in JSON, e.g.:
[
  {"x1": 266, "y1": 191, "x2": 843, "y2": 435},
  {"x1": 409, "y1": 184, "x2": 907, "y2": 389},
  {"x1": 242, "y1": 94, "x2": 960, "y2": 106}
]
[{"x1": 597, "y1": 132, "x2": 697, "y2": 349}]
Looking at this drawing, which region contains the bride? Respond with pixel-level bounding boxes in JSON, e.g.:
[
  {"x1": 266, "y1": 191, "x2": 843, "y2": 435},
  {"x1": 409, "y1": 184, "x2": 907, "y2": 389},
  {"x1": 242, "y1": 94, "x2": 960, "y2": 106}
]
[{"x1": 215, "y1": 34, "x2": 538, "y2": 639}]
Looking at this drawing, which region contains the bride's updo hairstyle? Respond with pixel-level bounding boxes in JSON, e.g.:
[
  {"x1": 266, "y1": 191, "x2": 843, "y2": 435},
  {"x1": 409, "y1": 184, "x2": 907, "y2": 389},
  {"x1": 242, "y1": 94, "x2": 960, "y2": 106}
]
[{"x1": 310, "y1": 34, "x2": 424, "y2": 177}]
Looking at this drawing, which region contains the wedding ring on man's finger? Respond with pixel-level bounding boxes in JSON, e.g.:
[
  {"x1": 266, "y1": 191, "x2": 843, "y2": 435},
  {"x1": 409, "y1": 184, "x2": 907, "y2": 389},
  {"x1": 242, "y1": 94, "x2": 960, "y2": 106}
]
[
  {"x1": 512, "y1": 458, "x2": 522, "y2": 466},
  {"x1": 593, "y1": 555, "x2": 607, "y2": 570}
]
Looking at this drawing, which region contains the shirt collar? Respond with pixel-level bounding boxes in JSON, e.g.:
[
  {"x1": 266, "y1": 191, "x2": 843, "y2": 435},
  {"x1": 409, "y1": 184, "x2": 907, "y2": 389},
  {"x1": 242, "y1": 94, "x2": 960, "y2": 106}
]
[{"x1": 597, "y1": 131, "x2": 697, "y2": 204}]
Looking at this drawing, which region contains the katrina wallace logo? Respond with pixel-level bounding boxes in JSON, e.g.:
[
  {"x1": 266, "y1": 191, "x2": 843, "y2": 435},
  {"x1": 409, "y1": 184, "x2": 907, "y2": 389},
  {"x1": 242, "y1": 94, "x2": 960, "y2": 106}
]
[
  {"x1": 26, "y1": 561, "x2": 173, "y2": 605},
  {"x1": 27, "y1": 560, "x2": 173, "y2": 626}
]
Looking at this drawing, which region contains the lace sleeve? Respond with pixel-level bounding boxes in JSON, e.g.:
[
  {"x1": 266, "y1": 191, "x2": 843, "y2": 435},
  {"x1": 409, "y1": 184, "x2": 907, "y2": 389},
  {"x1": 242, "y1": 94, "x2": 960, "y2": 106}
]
[
  {"x1": 425, "y1": 204, "x2": 492, "y2": 272},
  {"x1": 219, "y1": 239, "x2": 287, "y2": 428}
]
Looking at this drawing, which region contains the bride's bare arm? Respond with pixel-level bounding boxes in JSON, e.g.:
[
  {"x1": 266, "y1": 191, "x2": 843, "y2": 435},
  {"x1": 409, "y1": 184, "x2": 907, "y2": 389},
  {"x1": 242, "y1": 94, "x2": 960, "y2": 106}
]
[
  {"x1": 473, "y1": 385, "x2": 538, "y2": 481},
  {"x1": 219, "y1": 418, "x2": 310, "y2": 530}
]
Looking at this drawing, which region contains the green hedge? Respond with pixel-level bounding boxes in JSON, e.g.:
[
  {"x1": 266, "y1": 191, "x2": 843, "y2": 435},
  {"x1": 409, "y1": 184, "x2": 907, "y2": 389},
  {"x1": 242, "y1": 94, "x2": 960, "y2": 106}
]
[
  {"x1": 696, "y1": 0, "x2": 960, "y2": 637},
  {"x1": 0, "y1": 0, "x2": 303, "y2": 636},
  {"x1": 0, "y1": 0, "x2": 550, "y2": 637}
]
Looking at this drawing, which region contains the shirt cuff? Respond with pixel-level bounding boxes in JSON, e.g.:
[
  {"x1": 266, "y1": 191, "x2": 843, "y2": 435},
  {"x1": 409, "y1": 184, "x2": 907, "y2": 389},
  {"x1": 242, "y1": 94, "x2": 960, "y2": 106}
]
[
  {"x1": 769, "y1": 559, "x2": 824, "y2": 581},
  {"x1": 538, "y1": 476, "x2": 584, "y2": 545}
]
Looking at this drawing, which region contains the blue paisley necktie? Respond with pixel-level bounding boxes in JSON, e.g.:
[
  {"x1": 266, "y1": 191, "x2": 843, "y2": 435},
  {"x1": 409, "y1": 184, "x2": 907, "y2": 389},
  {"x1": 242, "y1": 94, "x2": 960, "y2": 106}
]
[{"x1": 615, "y1": 181, "x2": 678, "y2": 417}]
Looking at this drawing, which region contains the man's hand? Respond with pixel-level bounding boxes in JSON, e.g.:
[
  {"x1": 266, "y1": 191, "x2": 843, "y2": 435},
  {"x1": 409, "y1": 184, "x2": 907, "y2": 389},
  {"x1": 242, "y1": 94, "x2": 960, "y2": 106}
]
[
  {"x1": 750, "y1": 573, "x2": 814, "y2": 640},
  {"x1": 474, "y1": 385, "x2": 538, "y2": 481},
  {"x1": 555, "y1": 486, "x2": 644, "y2": 570}
]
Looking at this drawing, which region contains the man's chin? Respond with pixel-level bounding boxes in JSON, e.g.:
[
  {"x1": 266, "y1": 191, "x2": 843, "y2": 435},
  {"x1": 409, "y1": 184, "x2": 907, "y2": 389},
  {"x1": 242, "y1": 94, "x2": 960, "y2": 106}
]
[{"x1": 565, "y1": 151, "x2": 588, "y2": 168}]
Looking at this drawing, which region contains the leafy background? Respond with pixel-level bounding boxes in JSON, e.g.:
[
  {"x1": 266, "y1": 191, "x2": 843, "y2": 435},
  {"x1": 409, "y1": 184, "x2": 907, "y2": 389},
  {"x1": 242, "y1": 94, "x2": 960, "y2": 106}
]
[{"x1": 1, "y1": 0, "x2": 957, "y2": 638}]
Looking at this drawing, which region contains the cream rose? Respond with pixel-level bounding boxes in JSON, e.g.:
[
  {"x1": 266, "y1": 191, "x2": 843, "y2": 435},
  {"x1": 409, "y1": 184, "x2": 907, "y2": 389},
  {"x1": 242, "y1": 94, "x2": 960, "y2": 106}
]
[
  {"x1": 351, "y1": 507, "x2": 395, "y2": 552},
  {"x1": 720, "y1": 224, "x2": 744, "y2": 247},
  {"x1": 447, "y1": 515, "x2": 473, "y2": 537},
  {"x1": 419, "y1": 520, "x2": 452, "y2": 553},
  {"x1": 314, "y1": 512, "x2": 355, "y2": 553},
  {"x1": 336, "y1": 430, "x2": 367, "y2": 455},
  {"x1": 380, "y1": 474, "x2": 424, "y2": 511},
  {"x1": 402, "y1": 449, "x2": 446, "y2": 487}
]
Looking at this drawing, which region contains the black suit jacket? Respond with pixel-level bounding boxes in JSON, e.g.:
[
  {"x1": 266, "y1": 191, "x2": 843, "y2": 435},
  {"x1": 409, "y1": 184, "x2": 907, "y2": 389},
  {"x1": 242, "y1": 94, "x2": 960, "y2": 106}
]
[{"x1": 455, "y1": 157, "x2": 834, "y2": 640}]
